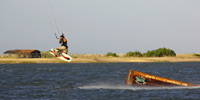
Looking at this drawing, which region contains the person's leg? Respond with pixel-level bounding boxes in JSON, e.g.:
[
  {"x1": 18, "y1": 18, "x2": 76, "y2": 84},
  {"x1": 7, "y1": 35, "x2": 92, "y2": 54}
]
[
  {"x1": 58, "y1": 46, "x2": 67, "y2": 54},
  {"x1": 63, "y1": 48, "x2": 68, "y2": 54}
]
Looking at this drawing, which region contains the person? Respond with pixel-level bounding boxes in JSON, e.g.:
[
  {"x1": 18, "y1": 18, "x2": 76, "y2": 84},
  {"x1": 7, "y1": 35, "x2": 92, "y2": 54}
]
[{"x1": 56, "y1": 33, "x2": 68, "y2": 54}]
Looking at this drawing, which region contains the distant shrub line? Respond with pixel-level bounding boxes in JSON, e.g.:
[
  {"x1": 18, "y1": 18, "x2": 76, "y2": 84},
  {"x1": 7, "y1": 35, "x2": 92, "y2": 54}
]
[
  {"x1": 142, "y1": 47, "x2": 176, "y2": 57},
  {"x1": 194, "y1": 54, "x2": 200, "y2": 57},
  {"x1": 126, "y1": 50, "x2": 142, "y2": 57},
  {"x1": 107, "y1": 47, "x2": 176, "y2": 57},
  {"x1": 106, "y1": 52, "x2": 118, "y2": 57},
  {"x1": 1, "y1": 47, "x2": 177, "y2": 58}
]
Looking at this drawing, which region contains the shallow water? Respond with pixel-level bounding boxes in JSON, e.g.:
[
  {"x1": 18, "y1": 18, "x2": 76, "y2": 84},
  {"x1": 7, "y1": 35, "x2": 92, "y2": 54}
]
[{"x1": 0, "y1": 62, "x2": 199, "y2": 99}]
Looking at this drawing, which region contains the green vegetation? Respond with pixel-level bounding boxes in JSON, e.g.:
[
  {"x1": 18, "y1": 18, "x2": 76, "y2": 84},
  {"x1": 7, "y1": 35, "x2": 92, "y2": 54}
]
[
  {"x1": 126, "y1": 50, "x2": 142, "y2": 57},
  {"x1": 194, "y1": 53, "x2": 200, "y2": 57},
  {"x1": 143, "y1": 48, "x2": 176, "y2": 57},
  {"x1": 126, "y1": 47, "x2": 176, "y2": 57},
  {"x1": 106, "y1": 52, "x2": 118, "y2": 57}
]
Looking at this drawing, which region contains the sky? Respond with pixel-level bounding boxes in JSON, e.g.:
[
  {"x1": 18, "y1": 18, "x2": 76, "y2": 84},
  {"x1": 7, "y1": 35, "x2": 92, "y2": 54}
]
[{"x1": 0, "y1": 0, "x2": 200, "y2": 54}]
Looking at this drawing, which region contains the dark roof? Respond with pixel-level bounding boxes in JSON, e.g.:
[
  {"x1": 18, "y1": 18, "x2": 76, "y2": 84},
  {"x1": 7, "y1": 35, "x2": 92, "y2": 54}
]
[{"x1": 4, "y1": 49, "x2": 40, "y2": 54}]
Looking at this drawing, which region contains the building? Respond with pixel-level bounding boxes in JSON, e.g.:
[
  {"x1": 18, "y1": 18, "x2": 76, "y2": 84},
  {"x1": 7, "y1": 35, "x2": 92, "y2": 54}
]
[{"x1": 4, "y1": 49, "x2": 41, "y2": 58}]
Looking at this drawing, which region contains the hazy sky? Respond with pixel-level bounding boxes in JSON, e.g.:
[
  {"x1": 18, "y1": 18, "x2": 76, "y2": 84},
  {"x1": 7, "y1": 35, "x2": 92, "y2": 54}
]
[{"x1": 1, "y1": 0, "x2": 200, "y2": 54}]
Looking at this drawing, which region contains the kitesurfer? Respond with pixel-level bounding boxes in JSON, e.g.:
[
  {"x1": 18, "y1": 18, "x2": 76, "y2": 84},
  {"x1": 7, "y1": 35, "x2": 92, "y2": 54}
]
[{"x1": 56, "y1": 33, "x2": 68, "y2": 54}]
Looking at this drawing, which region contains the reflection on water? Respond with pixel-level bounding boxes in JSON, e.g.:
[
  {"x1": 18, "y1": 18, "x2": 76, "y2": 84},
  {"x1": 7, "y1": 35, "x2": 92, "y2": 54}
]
[{"x1": 0, "y1": 63, "x2": 199, "y2": 99}]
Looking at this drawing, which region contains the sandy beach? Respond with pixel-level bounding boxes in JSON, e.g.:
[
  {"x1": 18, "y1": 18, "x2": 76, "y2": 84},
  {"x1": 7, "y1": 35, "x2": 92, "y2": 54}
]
[{"x1": 0, "y1": 54, "x2": 200, "y2": 64}]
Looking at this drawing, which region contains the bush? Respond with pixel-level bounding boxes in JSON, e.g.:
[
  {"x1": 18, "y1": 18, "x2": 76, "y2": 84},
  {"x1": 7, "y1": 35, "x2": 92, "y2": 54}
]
[
  {"x1": 126, "y1": 50, "x2": 142, "y2": 57},
  {"x1": 106, "y1": 52, "x2": 118, "y2": 57},
  {"x1": 126, "y1": 48, "x2": 176, "y2": 57},
  {"x1": 194, "y1": 54, "x2": 200, "y2": 57},
  {"x1": 143, "y1": 47, "x2": 176, "y2": 57}
]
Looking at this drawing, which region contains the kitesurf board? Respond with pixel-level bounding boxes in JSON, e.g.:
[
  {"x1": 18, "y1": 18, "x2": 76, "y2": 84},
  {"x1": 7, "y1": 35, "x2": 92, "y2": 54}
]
[{"x1": 50, "y1": 48, "x2": 72, "y2": 62}]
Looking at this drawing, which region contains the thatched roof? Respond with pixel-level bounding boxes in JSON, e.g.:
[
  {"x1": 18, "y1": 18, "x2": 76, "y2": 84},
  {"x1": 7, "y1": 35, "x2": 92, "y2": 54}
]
[{"x1": 4, "y1": 49, "x2": 40, "y2": 54}]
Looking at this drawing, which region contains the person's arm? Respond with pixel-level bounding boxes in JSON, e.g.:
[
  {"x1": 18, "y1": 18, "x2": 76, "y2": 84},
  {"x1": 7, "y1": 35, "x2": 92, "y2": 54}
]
[{"x1": 59, "y1": 37, "x2": 63, "y2": 44}]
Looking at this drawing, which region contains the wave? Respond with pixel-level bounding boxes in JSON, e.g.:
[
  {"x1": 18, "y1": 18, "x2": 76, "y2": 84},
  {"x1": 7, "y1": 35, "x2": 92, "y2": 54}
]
[{"x1": 78, "y1": 84, "x2": 200, "y2": 90}]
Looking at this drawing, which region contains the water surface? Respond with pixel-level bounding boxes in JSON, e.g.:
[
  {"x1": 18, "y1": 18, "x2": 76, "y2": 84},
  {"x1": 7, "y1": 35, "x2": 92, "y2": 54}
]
[{"x1": 0, "y1": 62, "x2": 199, "y2": 99}]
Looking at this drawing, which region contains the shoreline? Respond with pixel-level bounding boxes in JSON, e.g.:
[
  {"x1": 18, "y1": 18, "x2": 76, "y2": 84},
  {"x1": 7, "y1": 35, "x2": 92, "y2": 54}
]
[{"x1": 0, "y1": 54, "x2": 200, "y2": 64}]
